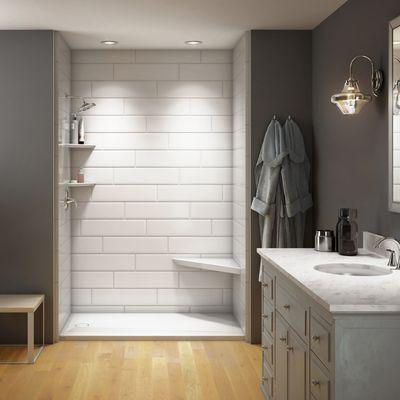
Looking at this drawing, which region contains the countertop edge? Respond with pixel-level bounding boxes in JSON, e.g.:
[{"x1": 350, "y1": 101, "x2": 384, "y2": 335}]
[
  {"x1": 257, "y1": 248, "x2": 332, "y2": 313},
  {"x1": 257, "y1": 248, "x2": 400, "y2": 315}
]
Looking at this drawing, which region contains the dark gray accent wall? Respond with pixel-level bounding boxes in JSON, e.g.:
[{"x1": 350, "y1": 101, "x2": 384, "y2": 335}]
[
  {"x1": 250, "y1": 30, "x2": 313, "y2": 343},
  {"x1": 0, "y1": 31, "x2": 55, "y2": 343},
  {"x1": 313, "y1": 0, "x2": 400, "y2": 237}
]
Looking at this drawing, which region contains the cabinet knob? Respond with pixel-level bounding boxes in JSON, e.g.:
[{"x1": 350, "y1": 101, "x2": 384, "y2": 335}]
[
  {"x1": 312, "y1": 335, "x2": 320, "y2": 342},
  {"x1": 262, "y1": 314, "x2": 269, "y2": 319},
  {"x1": 279, "y1": 337, "x2": 287, "y2": 342},
  {"x1": 286, "y1": 346, "x2": 294, "y2": 352},
  {"x1": 262, "y1": 283, "x2": 269, "y2": 287},
  {"x1": 311, "y1": 379, "x2": 320, "y2": 386},
  {"x1": 262, "y1": 345, "x2": 268, "y2": 350},
  {"x1": 283, "y1": 304, "x2": 290, "y2": 310}
]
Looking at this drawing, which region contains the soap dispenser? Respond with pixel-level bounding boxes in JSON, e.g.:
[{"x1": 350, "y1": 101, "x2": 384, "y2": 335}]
[{"x1": 336, "y1": 208, "x2": 358, "y2": 256}]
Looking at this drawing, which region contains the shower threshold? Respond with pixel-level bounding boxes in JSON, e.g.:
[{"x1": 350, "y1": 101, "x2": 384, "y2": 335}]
[{"x1": 60, "y1": 313, "x2": 244, "y2": 340}]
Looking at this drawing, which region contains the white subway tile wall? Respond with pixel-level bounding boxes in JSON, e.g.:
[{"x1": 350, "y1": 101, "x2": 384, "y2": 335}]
[
  {"x1": 393, "y1": 48, "x2": 400, "y2": 202},
  {"x1": 71, "y1": 49, "x2": 233, "y2": 312},
  {"x1": 56, "y1": 33, "x2": 72, "y2": 331},
  {"x1": 232, "y1": 34, "x2": 250, "y2": 333},
  {"x1": 394, "y1": 114, "x2": 400, "y2": 201}
]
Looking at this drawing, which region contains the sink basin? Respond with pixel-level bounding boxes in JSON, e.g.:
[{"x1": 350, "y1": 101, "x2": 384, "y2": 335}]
[{"x1": 314, "y1": 263, "x2": 392, "y2": 276}]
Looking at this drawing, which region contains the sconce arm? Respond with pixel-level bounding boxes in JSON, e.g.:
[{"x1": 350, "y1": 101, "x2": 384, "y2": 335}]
[{"x1": 348, "y1": 55, "x2": 383, "y2": 97}]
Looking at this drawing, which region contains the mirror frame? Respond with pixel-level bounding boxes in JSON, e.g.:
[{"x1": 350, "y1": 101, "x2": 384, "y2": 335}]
[{"x1": 389, "y1": 15, "x2": 400, "y2": 212}]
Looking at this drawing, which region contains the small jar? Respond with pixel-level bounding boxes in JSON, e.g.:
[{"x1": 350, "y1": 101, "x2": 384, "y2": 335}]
[
  {"x1": 314, "y1": 230, "x2": 335, "y2": 252},
  {"x1": 336, "y1": 208, "x2": 358, "y2": 256},
  {"x1": 77, "y1": 169, "x2": 85, "y2": 183}
]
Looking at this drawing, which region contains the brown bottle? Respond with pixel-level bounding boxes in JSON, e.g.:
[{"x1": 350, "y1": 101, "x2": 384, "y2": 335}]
[{"x1": 336, "y1": 208, "x2": 358, "y2": 256}]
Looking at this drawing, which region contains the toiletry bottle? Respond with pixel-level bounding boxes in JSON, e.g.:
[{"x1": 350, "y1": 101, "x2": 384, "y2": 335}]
[
  {"x1": 77, "y1": 169, "x2": 85, "y2": 183},
  {"x1": 78, "y1": 117, "x2": 85, "y2": 144},
  {"x1": 336, "y1": 208, "x2": 358, "y2": 256},
  {"x1": 71, "y1": 115, "x2": 79, "y2": 144}
]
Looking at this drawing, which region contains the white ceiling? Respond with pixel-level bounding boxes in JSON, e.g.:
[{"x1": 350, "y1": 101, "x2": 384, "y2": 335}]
[{"x1": 0, "y1": 0, "x2": 347, "y2": 49}]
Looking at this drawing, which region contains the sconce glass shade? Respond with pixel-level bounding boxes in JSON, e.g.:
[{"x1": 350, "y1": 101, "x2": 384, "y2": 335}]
[
  {"x1": 331, "y1": 55, "x2": 383, "y2": 115},
  {"x1": 331, "y1": 78, "x2": 371, "y2": 115}
]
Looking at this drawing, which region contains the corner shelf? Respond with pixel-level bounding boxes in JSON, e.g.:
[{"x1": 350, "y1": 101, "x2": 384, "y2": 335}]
[
  {"x1": 59, "y1": 144, "x2": 96, "y2": 150},
  {"x1": 67, "y1": 182, "x2": 96, "y2": 188},
  {"x1": 172, "y1": 257, "x2": 241, "y2": 275}
]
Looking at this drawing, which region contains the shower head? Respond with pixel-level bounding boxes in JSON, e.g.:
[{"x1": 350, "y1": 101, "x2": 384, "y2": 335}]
[{"x1": 78, "y1": 99, "x2": 96, "y2": 113}]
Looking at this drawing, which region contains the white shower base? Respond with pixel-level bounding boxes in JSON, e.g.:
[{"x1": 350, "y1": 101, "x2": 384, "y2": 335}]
[{"x1": 60, "y1": 313, "x2": 244, "y2": 340}]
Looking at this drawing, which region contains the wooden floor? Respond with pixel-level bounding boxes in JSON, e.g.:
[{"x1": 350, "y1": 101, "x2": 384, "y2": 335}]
[{"x1": 0, "y1": 341, "x2": 263, "y2": 400}]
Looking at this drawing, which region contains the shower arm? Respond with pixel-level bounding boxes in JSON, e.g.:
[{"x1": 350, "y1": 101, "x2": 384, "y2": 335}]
[
  {"x1": 65, "y1": 94, "x2": 85, "y2": 117},
  {"x1": 64, "y1": 94, "x2": 96, "y2": 116}
]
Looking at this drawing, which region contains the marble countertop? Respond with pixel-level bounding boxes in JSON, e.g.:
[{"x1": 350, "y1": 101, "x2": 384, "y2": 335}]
[{"x1": 257, "y1": 248, "x2": 400, "y2": 314}]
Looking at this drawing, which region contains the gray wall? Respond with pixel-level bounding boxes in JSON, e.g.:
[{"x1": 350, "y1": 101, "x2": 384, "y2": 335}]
[
  {"x1": 0, "y1": 31, "x2": 55, "y2": 343},
  {"x1": 313, "y1": 0, "x2": 400, "y2": 237},
  {"x1": 250, "y1": 30, "x2": 313, "y2": 342}
]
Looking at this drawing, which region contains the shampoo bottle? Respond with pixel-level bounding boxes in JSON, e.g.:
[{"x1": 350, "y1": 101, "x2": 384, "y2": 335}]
[{"x1": 71, "y1": 115, "x2": 79, "y2": 144}]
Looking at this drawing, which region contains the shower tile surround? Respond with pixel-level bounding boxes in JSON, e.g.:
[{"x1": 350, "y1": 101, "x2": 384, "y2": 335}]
[
  {"x1": 393, "y1": 47, "x2": 400, "y2": 201},
  {"x1": 70, "y1": 49, "x2": 237, "y2": 315},
  {"x1": 56, "y1": 33, "x2": 72, "y2": 332},
  {"x1": 232, "y1": 34, "x2": 250, "y2": 332}
]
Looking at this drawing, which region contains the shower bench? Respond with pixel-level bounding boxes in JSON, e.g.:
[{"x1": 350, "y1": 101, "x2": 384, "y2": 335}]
[
  {"x1": 0, "y1": 294, "x2": 45, "y2": 364},
  {"x1": 173, "y1": 257, "x2": 241, "y2": 274}
]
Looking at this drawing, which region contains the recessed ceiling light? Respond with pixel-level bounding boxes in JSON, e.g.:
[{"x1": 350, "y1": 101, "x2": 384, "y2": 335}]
[
  {"x1": 101, "y1": 40, "x2": 118, "y2": 46},
  {"x1": 185, "y1": 40, "x2": 202, "y2": 46}
]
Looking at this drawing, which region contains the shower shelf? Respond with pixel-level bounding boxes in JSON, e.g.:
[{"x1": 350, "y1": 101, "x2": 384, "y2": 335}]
[
  {"x1": 172, "y1": 257, "x2": 241, "y2": 275},
  {"x1": 66, "y1": 182, "x2": 96, "y2": 188},
  {"x1": 59, "y1": 144, "x2": 96, "y2": 150}
]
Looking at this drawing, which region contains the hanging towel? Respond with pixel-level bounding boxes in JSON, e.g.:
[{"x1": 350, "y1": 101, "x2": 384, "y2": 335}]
[
  {"x1": 251, "y1": 118, "x2": 287, "y2": 219},
  {"x1": 250, "y1": 118, "x2": 287, "y2": 280},
  {"x1": 281, "y1": 117, "x2": 313, "y2": 218},
  {"x1": 251, "y1": 116, "x2": 312, "y2": 280}
]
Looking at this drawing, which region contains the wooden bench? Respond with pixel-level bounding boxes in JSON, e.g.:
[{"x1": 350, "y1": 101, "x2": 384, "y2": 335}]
[{"x1": 0, "y1": 295, "x2": 45, "y2": 364}]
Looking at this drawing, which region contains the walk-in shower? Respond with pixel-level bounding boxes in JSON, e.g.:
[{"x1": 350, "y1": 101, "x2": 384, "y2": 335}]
[{"x1": 56, "y1": 38, "x2": 250, "y2": 339}]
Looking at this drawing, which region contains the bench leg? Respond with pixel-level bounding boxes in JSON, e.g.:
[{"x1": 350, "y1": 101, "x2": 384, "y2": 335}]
[
  {"x1": 27, "y1": 312, "x2": 34, "y2": 363},
  {"x1": 42, "y1": 301, "x2": 45, "y2": 348}
]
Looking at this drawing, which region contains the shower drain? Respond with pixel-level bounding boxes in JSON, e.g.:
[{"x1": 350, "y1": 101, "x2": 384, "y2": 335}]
[{"x1": 74, "y1": 322, "x2": 90, "y2": 328}]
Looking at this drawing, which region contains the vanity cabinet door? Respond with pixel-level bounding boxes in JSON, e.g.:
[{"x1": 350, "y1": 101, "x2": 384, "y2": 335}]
[
  {"x1": 310, "y1": 315, "x2": 331, "y2": 367},
  {"x1": 276, "y1": 283, "x2": 308, "y2": 340},
  {"x1": 262, "y1": 300, "x2": 274, "y2": 336},
  {"x1": 310, "y1": 354, "x2": 330, "y2": 400},
  {"x1": 262, "y1": 265, "x2": 275, "y2": 304},
  {"x1": 275, "y1": 314, "x2": 308, "y2": 400},
  {"x1": 287, "y1": 327, "x2": 308, "y2": 400},
  {"x1": 275, "y1": 314, "x2": 288, "y2": 400}
]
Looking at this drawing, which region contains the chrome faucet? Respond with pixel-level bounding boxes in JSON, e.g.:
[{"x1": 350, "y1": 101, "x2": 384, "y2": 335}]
[{"x1": 374, "y1": 237, "x2": 400, "y2": 269}]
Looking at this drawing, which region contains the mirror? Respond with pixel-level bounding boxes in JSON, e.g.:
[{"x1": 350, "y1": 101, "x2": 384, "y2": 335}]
[{"x1": 389, "y1": 16, "x2": 400, "y2": 212}]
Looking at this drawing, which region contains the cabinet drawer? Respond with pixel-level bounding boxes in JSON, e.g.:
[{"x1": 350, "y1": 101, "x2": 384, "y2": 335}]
[
  {"x1": 310, "y1": 315, "x2": 331, "y2": 366},
  {"x1": 310, "y1": 355, "x2": 330, "y2": 400},
  {"x1": 276, "y1": 283, "x2": 307, "y2": 339},
  {"x1": 261, "y1": 363, "x2": 274, "y2": 399},
  {"x1": 262, "y1": 266, "x2": 274, "y2": 303},
  {"x1": 262, "y1": 332, "x2": 274, "y2": 369},
  {"x1": 262, "y1": 300, "x2": 274, "y2": 336}
]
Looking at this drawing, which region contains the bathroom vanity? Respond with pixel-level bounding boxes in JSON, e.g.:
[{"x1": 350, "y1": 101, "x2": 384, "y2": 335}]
[{"x1": 258, "y1": 248, "x2": 400, "y2": 400}]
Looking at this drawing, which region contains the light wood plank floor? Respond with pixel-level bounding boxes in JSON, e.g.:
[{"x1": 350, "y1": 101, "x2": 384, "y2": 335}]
[{"x1": 0, "y1": 341, "x2": 262, "y2": 400}]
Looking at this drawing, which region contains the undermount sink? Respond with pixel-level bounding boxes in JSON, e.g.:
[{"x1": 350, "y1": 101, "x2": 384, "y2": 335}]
[{"x1": 314, "y1": 263, "x2": 392, "y2": 276}]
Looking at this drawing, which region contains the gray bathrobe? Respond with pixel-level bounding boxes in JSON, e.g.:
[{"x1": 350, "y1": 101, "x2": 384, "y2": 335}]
[{"x1": 251, "y1": 117, "x2": 312, "y2": 256}]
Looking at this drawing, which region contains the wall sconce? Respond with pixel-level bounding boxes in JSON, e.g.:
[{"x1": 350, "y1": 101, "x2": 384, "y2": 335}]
[{"x1": 331, "y1": 55, "x2": 383, "y2": 115}]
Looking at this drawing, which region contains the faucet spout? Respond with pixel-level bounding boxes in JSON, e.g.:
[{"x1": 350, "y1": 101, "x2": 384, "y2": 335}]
[{"x1": 374, "y1": 237, "x2": 400, "y2": 269}]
